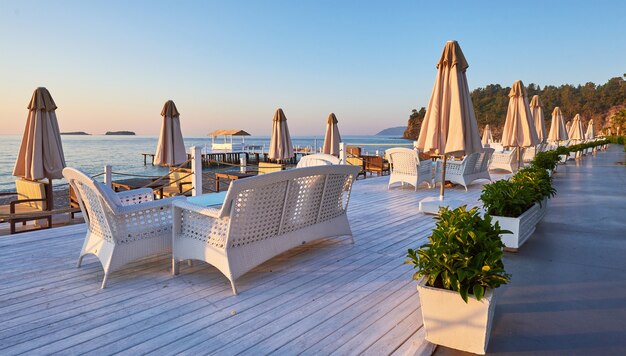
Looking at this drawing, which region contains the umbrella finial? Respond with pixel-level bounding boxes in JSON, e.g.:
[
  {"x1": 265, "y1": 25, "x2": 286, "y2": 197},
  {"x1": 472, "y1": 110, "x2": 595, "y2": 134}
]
[
  {"x1": 161, "y1": 100, "x2": 180, "y2": 118},
  {"x1": 327, "y1": 113, "x2": 338, "y2": 124},
  {"x1": 27, "y1": 87, "x2": 57, "y2": 111}
]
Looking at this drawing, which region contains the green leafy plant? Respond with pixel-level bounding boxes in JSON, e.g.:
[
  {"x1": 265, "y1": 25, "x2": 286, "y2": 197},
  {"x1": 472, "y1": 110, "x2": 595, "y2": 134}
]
[
  {"x1": 555, "y1": 146, "x2": 570, "y2": 156},
  {"x1": 480, "y1": 179, "x2": 535, "y2": 217},
  {"x1": 531, "y1": 151, "x2": 559, "y2": 171},
  {"x1": 511, "y1": 166, "x2": 556, "y2": 203},
  {"x1": 406, "y1": 206, "x2": 511, "y2": 303}
]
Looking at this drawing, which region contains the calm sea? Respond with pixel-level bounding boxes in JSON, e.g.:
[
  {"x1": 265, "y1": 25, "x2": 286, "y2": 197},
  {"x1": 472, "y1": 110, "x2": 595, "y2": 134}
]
[{"x1": 0, "y1": 135, "x2": 412, "y2": 192}]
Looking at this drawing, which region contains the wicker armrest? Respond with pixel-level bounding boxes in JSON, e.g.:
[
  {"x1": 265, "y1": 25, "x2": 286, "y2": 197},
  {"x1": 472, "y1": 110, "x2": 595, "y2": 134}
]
[
  {"x1": 112, "y1": 196, "x2": 185, "y2": 215},
  {"x1": 172, "y1": 200, "x2": 222, "y2": 218},
  {"x1": 116, "y1": 188, "x2": 154, "y2": 204}
]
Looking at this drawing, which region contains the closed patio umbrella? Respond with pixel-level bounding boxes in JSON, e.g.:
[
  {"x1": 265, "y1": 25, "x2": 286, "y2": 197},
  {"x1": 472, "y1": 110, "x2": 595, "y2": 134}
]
[
  {"x1": 268, "y1": 108, "x2": 294, "y2": 162},
  {"x1": 481, "y1": 125, "x2": 493, "y2": 146},
  {"x1": 585, "y1": 119, "x2": 595, "y2": 139},
  {"x1": 416, "y1": 40, "x2": 482, "y2": 208},
  {"x1": 502, "y1": 81, "x2": 539, "y2": 148},
  {"x1": 529, "y1": 95, "x2": 547, "y2": 143},
  {"x1": 569, "y1": 114, "x2": 585, "y2": 142},
  {"x1": 547, "y1": 107, "x2": 568, "y2": 144},
  {"x1": 13, "y1": 87, "x2": 66, "y2": 181},
  {"x1": 322, "y1": 113, "x2": 341, "y2": 156},
  {"x1": 501, "y1": 80, "x2": 539, "y2": 170},
  {"x1": 154, "y1": 100, "x2": 186, "y2": 166}
]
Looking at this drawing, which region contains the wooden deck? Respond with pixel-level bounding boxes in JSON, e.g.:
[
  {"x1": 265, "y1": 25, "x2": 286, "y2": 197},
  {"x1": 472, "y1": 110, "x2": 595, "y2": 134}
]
[{"x1": 0, "y1": 175, "x2": 503, "y2": 355}]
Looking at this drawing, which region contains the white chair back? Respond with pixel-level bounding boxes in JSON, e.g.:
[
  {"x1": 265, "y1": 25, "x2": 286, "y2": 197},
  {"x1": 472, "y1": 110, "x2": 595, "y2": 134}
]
[{"x1": 297, "y1": 153, "x2": 340, "y2": 168}]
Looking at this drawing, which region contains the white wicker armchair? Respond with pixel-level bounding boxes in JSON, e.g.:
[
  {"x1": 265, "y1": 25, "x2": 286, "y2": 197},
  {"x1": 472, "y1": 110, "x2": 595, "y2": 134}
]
[
  {"x1": 171, "y1": 165, "x2": 360, "y2": 295},
  {"x1": 436, "y1": 148, "x2": 494, "y2": 191},
  {"x1": 386, "y1": 147, "x2": 433, "y2": 190},
  {"x1": 296, "y1": 153, "x2": 340, "y2": 168},
  {"x1": 489, "y1": 148, "x2": 518, "y2": 173},
  {"x1": 63, "y1": 168, "x2": 184, "y2": 288}
]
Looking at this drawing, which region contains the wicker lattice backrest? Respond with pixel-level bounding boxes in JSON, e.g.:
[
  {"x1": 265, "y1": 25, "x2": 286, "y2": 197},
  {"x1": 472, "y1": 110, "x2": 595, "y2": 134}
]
[
  {"x1": 297, "y1": 153, "x2": 340, "y2": 168},
  {"x1": 460, "y1": 152, "x2": 480, "y2": 175},
  {"x1": 220, "y1": 165, "x2": 360, "y2": 248},
  {"x1": 474, "y1": 148, "x2": 494, "y2": 173},
  {"x1": 63, "y1": 168, "x2": 115, "y2": 242},
  {"x1": 387, "y1": 147, "x2": 420, "y2": 176}
]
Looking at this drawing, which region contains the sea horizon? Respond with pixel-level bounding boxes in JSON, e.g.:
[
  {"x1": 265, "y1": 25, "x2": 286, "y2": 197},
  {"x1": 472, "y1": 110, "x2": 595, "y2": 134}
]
[{"x1": 0, "y1": 134, "x2": 412, "y2": 192}]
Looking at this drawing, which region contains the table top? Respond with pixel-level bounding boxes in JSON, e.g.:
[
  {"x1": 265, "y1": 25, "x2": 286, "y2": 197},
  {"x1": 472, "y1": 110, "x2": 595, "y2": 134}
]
[{"x1": 186, "y1": 191, "x2": 228, "y2": 207}]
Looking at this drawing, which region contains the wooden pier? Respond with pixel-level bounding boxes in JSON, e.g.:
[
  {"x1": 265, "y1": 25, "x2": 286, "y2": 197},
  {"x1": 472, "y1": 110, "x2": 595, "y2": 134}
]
[{"x1": 141, "y1": 152, "x2": 306, "y2": 167}]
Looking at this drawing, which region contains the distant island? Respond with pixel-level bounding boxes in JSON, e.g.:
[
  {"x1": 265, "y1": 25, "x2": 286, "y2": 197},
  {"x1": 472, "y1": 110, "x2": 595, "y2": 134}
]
[
  {"x1": 105, "y1": 131, "x2": 135, "y2": 135},
  {"x1": 60, "y1": 131, "x2": 90, "y2": 135},
  {"x1": 376, "y1": 126, "x2": 407, "y2": 136}
]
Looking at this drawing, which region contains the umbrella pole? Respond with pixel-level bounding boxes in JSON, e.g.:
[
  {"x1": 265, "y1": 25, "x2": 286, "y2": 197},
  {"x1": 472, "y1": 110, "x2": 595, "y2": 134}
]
[
  {"x1": 517, "y1": 147, "x2": 522, "y2": 171},
  {"x1": 439, "y1": 155, "x2": 447, "y2": 200}
]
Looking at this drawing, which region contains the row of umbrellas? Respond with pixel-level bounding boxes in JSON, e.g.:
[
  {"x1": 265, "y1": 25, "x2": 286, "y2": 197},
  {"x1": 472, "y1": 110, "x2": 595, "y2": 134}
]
[
  {"x1": 155, "y1": 105, "x2": 342, "y2": 166},
  {"x1": 11, "y1": 41, "x2": 600, "y2": 208},
  {"x1": 414, "y1": 41, "x2": 599, "y2": 202},
  {"x1": 11, "y1": 88, "x2": 344, "y2": 187},
  {"x1": 482, "y1": 96, "x2": 596, "y2": 146}
]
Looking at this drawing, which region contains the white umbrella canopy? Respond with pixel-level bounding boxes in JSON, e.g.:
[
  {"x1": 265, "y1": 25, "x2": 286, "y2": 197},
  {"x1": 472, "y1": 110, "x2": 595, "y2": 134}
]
[
  {"x1": 547, "y1": 107, "x2": 569, "y2": 143},
  {"x1": 501, "y1": 80, "x2": 540, "y2": 149},
  {"x1": 529, "y1": 95, "x2": 547, "y2": 143},
  {"x1": 481, "y1": 125, "x2": 493, "y2": 145},
  {"x1": 322, "y1": 113, "x2": 341, "y2": 156},
  {"x1": 13, "y1": 87, "x2": 66, "y2": 180},
  {"x1": 569, "y1": 114, "x2": 585, "y2": 141},
  {"x1": 154, "y1": 100, "x2": 186, "y2": 166},
  {"x1": 268, "y1": 108, "x2": 294, "y2": 161},
  {"x1": 585, "y1": 119, "x2": 595, "y2": 139},
  {"x1": 416, "y1": 40, "x2": 482, "y2": 200}
]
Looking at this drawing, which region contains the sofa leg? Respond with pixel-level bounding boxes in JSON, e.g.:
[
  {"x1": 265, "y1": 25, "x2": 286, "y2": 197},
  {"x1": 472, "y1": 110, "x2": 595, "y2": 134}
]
[{"x1": 172, "y1": 258, "x2": 179, "y2": 275}]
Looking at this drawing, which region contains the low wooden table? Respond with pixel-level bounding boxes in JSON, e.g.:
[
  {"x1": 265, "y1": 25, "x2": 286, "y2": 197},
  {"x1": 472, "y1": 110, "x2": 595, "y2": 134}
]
[
  {"x1": 214, "y1": 172, "x2": 254, "y2": 192},
  {"x1": 111, "y1": 177, "x2": 169, "y2": 198}
]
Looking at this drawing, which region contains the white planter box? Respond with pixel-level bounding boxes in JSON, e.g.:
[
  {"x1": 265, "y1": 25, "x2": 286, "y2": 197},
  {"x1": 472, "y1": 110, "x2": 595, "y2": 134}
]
[
  {"x1": 558, "y1": 154, "x2": 568, "y2": 163},
  {"x1": 537, "y1": 197, "x2": 548, "y2": 221},
  {"x1": 417, "y1": 278, "x2": 496, "y2": 355},
  {"x1": 492, "y1": 203, "x2": 541, "y2": 251}
]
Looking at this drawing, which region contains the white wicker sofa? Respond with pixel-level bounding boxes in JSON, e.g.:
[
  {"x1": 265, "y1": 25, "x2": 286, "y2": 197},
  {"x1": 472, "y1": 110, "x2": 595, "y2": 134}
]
[
  {"x1": 489, "y1": 147, "x2": 518, "y2": 173},
  {"x1": 386, "y1": 147, "x2": 433, "y2": 190},
  {"x1": 171, "y1": 165, "x2": 361, "y2": 295},
  {"x1": 437, "y1": 148, "x2": 494, "y2": 191},
  {"x1": 63, "y1": 168, "x2": 184, "y2": 288}
]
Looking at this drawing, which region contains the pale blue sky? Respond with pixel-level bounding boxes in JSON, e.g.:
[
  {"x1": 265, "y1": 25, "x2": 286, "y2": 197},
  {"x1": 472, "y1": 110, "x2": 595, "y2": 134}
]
[{"x1": 1, "y1": 0, "x2": 624, "y2": 135}]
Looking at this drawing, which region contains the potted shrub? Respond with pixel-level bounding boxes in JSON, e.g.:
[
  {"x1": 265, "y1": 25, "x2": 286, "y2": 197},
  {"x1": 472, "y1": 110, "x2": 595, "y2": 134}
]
[
  {"x1": 531, "y1": 150, "x2": 559, "y2": 175},
  {"x1": 555, "y1": 146, "x2": 569, "y2": 163},
  {"x1": 480, "y1": 179, "x2": 538, "y2": 250},
  {"x1": 511, "y1": 167, "x2": 556, "y2": 221},
  {"x1": 406, "y1": 206, "x2": 511, "y2": 355},
  {"x1": 480, "y1": 168, "x2": 556, "y2": 250}
]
